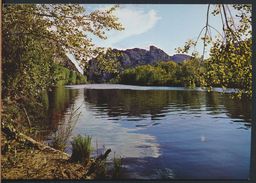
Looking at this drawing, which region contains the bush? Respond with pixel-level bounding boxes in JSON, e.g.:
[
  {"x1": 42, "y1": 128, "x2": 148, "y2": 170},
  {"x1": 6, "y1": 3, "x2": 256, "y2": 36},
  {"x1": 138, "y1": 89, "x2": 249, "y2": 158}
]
[
  {"x1": 70, "y1": 135, "x2": 93, "y2": 164},
  {"x1": 119, "y1": 64, "x2": 169, "y2": 86},
  {"x1": 76, "y1": 74, "x2": 87, "y2": 84},
  {"x1": 54, "y1": 65, "x2": 87, "y2": 85},
  {"x1": 119, "y1": 60, "x2": 203, "y2": 87},
  {"x1": 68, "y1": 71, "x2": 77, "y2": 84}
]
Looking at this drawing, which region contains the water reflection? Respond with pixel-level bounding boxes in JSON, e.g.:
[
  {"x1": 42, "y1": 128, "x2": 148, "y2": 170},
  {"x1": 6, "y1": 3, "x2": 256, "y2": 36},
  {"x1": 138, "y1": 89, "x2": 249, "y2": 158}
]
[
  {"x1": 47, "y1": 86, "x2": 79, "y2": 131},
  {"x1": 83, "y1": 88, "x2": 251, "y2": 124},
  {"x1": 70, "y1": 90, "x2": 161, "y2": 158},
  {"x1": 46, "y1": 84, "x2": 251, "y2": 179}
]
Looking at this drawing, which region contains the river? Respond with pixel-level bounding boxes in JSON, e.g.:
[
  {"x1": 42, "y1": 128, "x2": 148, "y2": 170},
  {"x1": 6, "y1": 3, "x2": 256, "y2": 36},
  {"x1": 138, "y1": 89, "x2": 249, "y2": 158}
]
[{"x1": 44, "y1": 84, "x2": 251, "y2": 179}]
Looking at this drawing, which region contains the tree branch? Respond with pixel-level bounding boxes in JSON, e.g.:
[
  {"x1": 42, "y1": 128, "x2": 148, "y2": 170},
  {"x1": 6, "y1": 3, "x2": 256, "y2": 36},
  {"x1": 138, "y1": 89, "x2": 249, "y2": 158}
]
[
  {"x1": 222, "y1": 4, "x2": 239, "y2": 42},
  {"x1": 208, "y1": 25, "x2": 224, "y2": 39},
  {"x1": 201, "y1": 4, "x2": 211, "y2": 62},
  {"x1": 226, "y1": 5, "x2": 238, "y2": 32}
]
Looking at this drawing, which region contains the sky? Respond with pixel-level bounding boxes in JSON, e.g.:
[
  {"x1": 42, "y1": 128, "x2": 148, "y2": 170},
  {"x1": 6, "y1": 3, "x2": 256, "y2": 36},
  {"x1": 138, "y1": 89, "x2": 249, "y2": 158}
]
[
  {"x1": 71, "y1": 4, "x2": 239, "y2": 73},
  {"x1": 86, "y1": 4, "x2": 237, "y2": 55}
]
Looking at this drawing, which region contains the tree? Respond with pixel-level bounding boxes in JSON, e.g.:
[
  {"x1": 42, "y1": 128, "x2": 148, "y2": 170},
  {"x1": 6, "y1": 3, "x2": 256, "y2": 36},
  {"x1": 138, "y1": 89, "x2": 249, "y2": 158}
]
[
  {"x1": 156, "y1": 61, "x2": 179, "y2": 85},
  {"x1": 176, "y1": 4, "x2": 252, "y2": 98},
  {"x1": 3, "y1": 4, "x2": 123, "y2": 63},
  {"x1": 3, "y1": 4, "x2": 124, "y2": 99},
  {"x1": 177, "y1": 58, "x2": 202, "y2": 88},
  {"x1": 86, "y1": 49, "x2": 123, "y2": 83},
  {"x1": 2, "y1": 4, "x2": 124, "y2": 130}
]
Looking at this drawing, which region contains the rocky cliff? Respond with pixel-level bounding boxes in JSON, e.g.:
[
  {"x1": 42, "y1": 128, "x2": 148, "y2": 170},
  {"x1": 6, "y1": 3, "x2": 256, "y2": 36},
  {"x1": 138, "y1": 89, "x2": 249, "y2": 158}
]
[
  {"x1": 111, "y1": 46, "x2": 191, "y2": 68},
  {"x1": 86, "y1": 46, "x2": 192, "y2": 82}
]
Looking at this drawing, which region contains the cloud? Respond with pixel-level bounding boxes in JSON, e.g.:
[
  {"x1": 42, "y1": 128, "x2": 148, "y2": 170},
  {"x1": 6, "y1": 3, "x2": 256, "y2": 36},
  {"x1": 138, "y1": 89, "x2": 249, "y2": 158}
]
[
  {"x1": 68, "y1": 5, "x2": 161, "y2": 73},
  {"x1": 96, "y1": 5, "x2": 161, "y2": 48}
]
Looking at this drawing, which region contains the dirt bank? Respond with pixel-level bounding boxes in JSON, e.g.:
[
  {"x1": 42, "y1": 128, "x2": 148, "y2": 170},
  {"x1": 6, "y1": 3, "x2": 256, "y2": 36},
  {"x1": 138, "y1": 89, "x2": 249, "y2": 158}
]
[{"x1": 1, "y1": 126, "x2": 106, "y2": 179}]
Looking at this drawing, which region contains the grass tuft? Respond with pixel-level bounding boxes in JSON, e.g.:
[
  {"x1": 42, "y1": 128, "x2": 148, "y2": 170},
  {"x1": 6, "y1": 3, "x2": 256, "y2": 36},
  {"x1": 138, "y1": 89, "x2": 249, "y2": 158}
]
[
  {"x1": 70, "y1": 134, "x2": 93, "y2": 164},
  {"x1": 112, "y1": 155, "x2": 123, "y2": 179}
]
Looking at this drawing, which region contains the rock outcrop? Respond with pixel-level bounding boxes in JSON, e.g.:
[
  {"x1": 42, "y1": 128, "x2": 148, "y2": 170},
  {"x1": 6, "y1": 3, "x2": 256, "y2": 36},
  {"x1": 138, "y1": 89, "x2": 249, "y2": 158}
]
[{"x1": 87, "y1": 46, "x2": 192, "y2": 82}]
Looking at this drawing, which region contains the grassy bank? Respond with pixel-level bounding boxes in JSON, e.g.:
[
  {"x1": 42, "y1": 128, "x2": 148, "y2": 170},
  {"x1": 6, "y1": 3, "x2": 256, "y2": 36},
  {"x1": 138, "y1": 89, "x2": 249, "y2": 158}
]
[
  {"x1": 1, "y1": 129, "x2": 93, "y2": 179},
  {"x1": 1, "y1": 124, "x2": 122, "y2": 179}
]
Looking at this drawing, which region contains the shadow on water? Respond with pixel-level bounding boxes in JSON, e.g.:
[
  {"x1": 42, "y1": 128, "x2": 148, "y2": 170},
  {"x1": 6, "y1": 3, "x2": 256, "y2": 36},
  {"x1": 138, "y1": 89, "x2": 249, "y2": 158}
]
[
  {"x1": 45, "y1": 86, "x2": 79, "y2": 132},
  {"x1": 83, "y1": 90, "x2": 209, "y2": 119},
  {"x1": 83, "y1": 89, "x2": 251, "y2": 124}
]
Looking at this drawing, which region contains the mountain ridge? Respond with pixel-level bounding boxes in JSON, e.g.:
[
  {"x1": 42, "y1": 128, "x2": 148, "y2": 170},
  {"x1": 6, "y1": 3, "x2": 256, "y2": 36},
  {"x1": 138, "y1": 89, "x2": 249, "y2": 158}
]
[
  {"x1": 87, "y1": 45, "x2": 192, "y2": 82},
  {"x1": 112, "y1": 45, "x2": 191, "y2": 67}
]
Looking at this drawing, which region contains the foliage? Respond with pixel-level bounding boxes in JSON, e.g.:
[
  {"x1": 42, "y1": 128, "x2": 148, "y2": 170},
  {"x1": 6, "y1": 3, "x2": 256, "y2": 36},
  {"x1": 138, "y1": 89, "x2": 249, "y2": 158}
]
[
  {"x1": 2, "y1": 4, "x2": 122, "y2": 130},
  {"x1": 176, "y1": 4, "x2": 252, "y2": 98},
  {"x1": 3, "y1": 4, "x2": 123, "y2": 98},
  {"x1": 176, "y1": 58, "x2": 204, "y2": 87},
  {"x1": 120, "y1": 64, "x2": 167, "y2": 86},
  {"x1": 203, "y1": 39, "x2": 252, "y2": 97},
  {"x1": 1, "y1": 93, "x2": 51, "y2": 139},
  {"x1": 86, "y1": 49, "x2": 123, "y2": 83},
  {"x1": 119, "y1": 59, "x2": 203, "y2": 87},
  {"x1": 156, "y1": 61, "x2": 180, "y2": 85},
  {"x1": 70, "y1": 135, "x2": 93, "y2": 164},
  {"x1": 54, "y1": 65, "x2": 87, "y2": 86},
  {"x1": 2, "y1": 31, "x2": 56, "y2": 100},
  {"x1": 76, "y1": 74, "x2": 87, "y2": 84},
  {"x1": 3, "y1": 4, "x2": 123, "y2": 65}
]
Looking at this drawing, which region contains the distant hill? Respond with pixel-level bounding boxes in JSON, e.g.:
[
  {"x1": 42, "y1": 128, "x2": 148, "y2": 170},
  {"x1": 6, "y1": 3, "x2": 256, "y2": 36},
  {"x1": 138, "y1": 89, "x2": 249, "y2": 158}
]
[
  {"x1": 171, "y1": 53, "x2": 192, "y2": 63},
  {"x1": 87, "y1": 46, "x2": 192, "y2": 82},
  {"x1": 112, "y1": 46, "x2": 191, "y2": 68}
]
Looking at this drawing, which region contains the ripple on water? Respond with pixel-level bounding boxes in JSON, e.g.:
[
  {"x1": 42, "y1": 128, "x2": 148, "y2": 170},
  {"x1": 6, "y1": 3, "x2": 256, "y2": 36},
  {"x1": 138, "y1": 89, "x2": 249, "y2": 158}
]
[{"x1": 48, "y1": 85, "x2": 251, "y2": 179}]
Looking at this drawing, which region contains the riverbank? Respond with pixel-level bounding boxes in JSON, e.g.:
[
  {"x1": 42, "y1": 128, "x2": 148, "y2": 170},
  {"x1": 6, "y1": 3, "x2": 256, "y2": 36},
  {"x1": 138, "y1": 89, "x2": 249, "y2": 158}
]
[
  {"x1": 65, "y1": 83, "x2": 237, "y2": 94},
  {"x1": 1, "y1": 125, "x2": 110, "y2": 179}
]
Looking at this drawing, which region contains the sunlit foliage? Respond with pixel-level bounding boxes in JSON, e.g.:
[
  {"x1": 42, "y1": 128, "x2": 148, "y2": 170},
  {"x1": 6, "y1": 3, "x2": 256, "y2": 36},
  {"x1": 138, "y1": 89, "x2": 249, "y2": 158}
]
[
  {"x1": 176, "y1": 4, "x2": 252, "y2": 98},
  {"x1": 2, "y1": 4, "x2": 123, "y2": 131},
  {"x1": 119, "y1": 59, "x2": 203, "y2": 87}
]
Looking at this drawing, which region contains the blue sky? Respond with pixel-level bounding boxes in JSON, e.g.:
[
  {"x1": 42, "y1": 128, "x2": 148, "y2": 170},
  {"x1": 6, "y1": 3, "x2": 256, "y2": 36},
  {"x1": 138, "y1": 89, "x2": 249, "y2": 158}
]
[
  {"x1": 72, "y1": 4, "x2": 240, "y2": 73},
  {"x1": 85, "y1": 4, "x2": 236, "y2": 56}
]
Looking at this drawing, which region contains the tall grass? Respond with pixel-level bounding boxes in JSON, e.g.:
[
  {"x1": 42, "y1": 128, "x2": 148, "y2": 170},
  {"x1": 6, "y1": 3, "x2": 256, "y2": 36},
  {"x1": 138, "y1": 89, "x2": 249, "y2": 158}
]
[
  {"x1": 70, "y1": 135, "x2": 93, "y2": 164},
  {"x1": 50, "y1": 104, "x2": 81, "y2": 151},
  {"x1": 112, "y1": 155, "x2": 123, "y2": 179}
]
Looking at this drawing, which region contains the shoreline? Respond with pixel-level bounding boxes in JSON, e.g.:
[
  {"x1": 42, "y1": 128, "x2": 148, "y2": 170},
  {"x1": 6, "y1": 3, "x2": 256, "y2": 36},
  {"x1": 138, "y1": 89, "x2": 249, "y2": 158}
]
[
  {"x1": 65, "y1": 83, "x2": 238, "y2": 94},
  {"x1": 1, "y1": 125, "x2": 109, "y2": 180}
]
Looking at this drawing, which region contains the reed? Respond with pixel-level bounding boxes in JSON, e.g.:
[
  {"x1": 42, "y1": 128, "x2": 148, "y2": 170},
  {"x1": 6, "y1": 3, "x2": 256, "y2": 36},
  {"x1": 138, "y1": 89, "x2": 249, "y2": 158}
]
[
  {"x1": 50, "y1": 104, "x2": 81, "y2": 151},
  {"x1": 112, "y1": 155, "x2": 123, "y2": 179}
]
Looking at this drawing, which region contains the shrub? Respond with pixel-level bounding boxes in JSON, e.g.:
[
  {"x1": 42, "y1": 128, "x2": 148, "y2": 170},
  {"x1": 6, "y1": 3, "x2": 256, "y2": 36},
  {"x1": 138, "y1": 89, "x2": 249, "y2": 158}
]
[
  {"x1": 70, "y1": 135, "x2": 93, "y2": 164},
  {"x1": 68, "y1": 71, "x2": 77, "y2": 84}
]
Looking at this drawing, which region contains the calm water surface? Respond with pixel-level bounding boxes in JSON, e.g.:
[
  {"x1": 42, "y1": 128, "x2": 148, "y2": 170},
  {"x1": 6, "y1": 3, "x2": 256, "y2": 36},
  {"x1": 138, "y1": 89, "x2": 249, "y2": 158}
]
[{"x1": 45, "y1": 84, "x2": 251, "y2": 179}]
